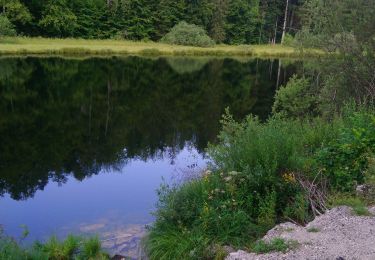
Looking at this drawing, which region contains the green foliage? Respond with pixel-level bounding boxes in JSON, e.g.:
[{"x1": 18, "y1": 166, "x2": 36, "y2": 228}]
[
  {"x1": 225, "y1": 0, "x2": 260, "y2": 44},
  {"x1": 257, "y1": 191, "x2": 277, "y2": 230},
  {"x1": 282, "y1": 33, "x2": 295, "y2": 46},
  {"x1": 252, "y1": 238, "x2": 292, "y2": 254},
  {"x1": 146, "y1": 108, "x2": 374, "y2": 258},
  {"x1": 0, "y1": 15, "x2": 16, "y2": 37},
  {"x1": 283, "y1": 192, "x2": 310, "y2": 224},
  {"x1": 82, "y1": 236, "x2": 102, "y2": 259},
  {"x1": 146, "y1": 109, "x2": 343, "y2": 259},
  {"x1": 328, "y1": 194, "x2": 371, "y2": 216},
  {"x1": 0, "y1": 234, "x2": 29, "y2": 260},
  {"x1": 318, "y1": 109, "x2": 375, "y2": 192},
  {"x1": 272, "y1": 75, "x2": 319, "y2": 118},
  {"x1": 0, "y1": 0, "x2": 32, "y2": 26},
  {"x1": 0, "y1": 0, "x2": 303, "y2": 44},
  {"x1": 297, "y1": 0, "x2": 375, "y2": 106},
  {"x1": 0, "y1": 231, "x2": 109, "y2": 260},
  {"x1": 161, "y1": 21, "x2": 215, "y2": 47},
  {"x1": 39, "y1": 0, "x2": 78, "y2": 37}
]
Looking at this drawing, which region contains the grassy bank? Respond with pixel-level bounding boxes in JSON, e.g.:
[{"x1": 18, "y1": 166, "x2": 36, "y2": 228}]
[
  {"x1": 0, "y1": 37, "x2": 323, "y2": 57},
  {"x1": 144, "y1": 107, "x2": 375, "y2": 259}
]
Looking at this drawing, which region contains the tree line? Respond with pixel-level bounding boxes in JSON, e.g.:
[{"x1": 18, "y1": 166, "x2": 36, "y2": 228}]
[{"x1": 0, "y1": 0, "x2": 302, "y2": 44}]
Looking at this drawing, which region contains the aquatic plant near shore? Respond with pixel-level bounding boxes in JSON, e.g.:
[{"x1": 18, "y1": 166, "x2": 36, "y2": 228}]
[{"x1": 0, "y1": 230, "x2": 110, "y2": 260}]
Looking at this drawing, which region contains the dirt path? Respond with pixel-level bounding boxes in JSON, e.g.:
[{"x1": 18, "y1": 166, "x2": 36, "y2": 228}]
[{"x1": 227, "y1": 206, "x2": 375, "y2": 260}]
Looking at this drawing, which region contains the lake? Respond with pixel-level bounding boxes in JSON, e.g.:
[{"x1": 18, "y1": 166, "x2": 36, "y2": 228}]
[{"x1": 0, "y1": 56, "x2": 298, "y2": 258}]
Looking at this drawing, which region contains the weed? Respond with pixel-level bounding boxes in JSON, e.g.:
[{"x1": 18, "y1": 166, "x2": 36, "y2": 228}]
[
  {"x1": 0, "y1": 231, "x2": 109, "y2": 260},
  {"x1": 252, "y1": 238, "x2": 297, "y2": 254},
  {"x1": 306, "y1": 227, "x2": 320, "y2": 232},
  {"x1": 328, "y1": 194, "x2": 371, "y2": 216}
]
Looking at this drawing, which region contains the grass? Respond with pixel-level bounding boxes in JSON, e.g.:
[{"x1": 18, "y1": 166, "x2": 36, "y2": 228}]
[
  {"x1": 328, "y1": 194, "x2": 372, "y2": 216},
  {"x1": 144, "y1": 113, "x2": 343, "y2": 259},
  {"x1": 0, "y1": 37, "x2": 324, "y2": 57},
  {"x1": 0, "y1": 232, "x2": 110, "y2": 260},
  {"x1": 252, "y1": 238, "x2": 298, "y2": 254},
  {"x1": 306, "y1": 227, "x2": 320, "y2": 233}
]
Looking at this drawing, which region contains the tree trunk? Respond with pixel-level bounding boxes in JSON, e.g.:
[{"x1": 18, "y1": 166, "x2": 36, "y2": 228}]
[
  {"x1": 273, "y1": 18, "x2": 278, "y2": 44},
  {"x1": 281, "y1": 0, "x2": 289, "y2": 44}
]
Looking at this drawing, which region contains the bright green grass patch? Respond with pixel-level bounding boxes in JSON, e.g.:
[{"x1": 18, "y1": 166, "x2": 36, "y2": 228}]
[{"x1": 0, "y1": 37, "x2": 324, "y2": 57}]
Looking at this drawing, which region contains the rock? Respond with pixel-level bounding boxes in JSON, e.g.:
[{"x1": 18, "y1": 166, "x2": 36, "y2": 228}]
[
  {"x1": 226, "y1": 206, "x2": 375, "y2": 260},
  {"x1": 223, "y1": 245, "x2": 236, "y2": 254},
  {"x1": 262, "y1": 222, "x2": 302, "y2": 242},
  {"x1": 356, "y1": 184, "x2": 375, "y2": 199}
]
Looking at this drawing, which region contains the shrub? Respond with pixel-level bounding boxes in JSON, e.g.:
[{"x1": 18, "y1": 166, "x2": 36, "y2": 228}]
[
  {"x1": 282, "y1": 33, "x2": 295, "y2": 46},
  {"x1": 283, "y1": 192, "x2": 310, "y2": 224},
  {"x1": 318, "y1": 109, "x2": 375, "y2": 192},
  {"x1": 0, "y1": 15, "x2": 17, "y2": 37},
  {"x1": 161, "y1": 21, "x2": 215, "y2": 47},
  {"x1": 272, "y1": 75, "x2": 319, "y2": 118},
  {"x1": 145, "y1": 111, "x2": 342, "y2": 259}
]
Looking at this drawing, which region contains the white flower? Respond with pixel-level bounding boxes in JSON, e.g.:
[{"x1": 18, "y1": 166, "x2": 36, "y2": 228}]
[{"x1": 224, "y1": 176, "x2": 232, "y2": 182}]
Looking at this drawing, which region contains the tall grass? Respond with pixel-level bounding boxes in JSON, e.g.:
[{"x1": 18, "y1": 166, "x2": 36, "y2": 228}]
[{"x1": 0, "y1": 231, "x2": 109, "y2": 260}]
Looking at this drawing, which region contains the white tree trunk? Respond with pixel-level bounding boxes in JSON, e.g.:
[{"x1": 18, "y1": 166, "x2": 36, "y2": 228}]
[{"x1": 281, "y1": 0, "x2": 289, "y2": 44}]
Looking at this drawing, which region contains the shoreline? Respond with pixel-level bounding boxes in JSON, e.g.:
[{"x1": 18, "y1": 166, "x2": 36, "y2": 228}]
[{"x1": 0, "y1": 37, "x2": 323, "y2": 58}]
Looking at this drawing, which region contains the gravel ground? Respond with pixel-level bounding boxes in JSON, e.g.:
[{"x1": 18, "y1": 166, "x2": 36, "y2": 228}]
[{"x1": 227, "y1": 206, "x2": 375, "y2": 260}]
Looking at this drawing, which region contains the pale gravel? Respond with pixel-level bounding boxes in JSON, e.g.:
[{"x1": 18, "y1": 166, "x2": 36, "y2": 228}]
[{"x1": 227, "y1": 206, "x2": 375, "y2": 260}]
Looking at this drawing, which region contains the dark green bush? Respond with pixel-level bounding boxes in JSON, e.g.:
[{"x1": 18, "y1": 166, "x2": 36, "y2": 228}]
[
  {"x1": 161, "y1": 21, "x2": 215, "y2": 47},
  {"x1": 318, "y1": 109, "x2": 375, "y2": 192},
  {"x1": 272, "y1": 75, "x2": 319, "y2": 118},
  {"x1": 0, "y1": 15, "x2": 17, "y2": 37}
]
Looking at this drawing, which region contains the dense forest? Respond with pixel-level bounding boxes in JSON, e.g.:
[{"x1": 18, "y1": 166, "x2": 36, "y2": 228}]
[{"x1": 0, "y1": 0, "x2": 303, "y2": 44}]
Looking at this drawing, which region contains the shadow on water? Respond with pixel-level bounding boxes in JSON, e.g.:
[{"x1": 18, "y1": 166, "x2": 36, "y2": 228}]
[{"x1": 0, "y1": 56, "x2": 300, "y2": 257}]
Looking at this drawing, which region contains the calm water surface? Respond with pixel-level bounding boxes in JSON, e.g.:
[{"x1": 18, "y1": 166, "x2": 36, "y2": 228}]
[{"x1": 0, "y1": 56, "x2": 298, "y2": 257}]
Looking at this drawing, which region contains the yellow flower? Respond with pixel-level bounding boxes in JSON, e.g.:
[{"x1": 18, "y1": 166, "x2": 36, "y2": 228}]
[{"x1": 282, "y1": 172, "x2": 296, "y2": 183}]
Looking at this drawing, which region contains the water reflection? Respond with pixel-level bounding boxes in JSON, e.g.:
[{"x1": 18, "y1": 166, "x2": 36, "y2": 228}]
[{"x1": 0, "y1": 56, "x2": 297, "y2": 256}]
